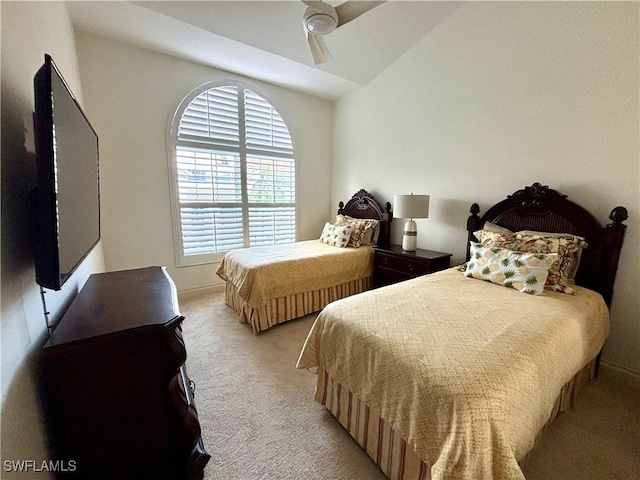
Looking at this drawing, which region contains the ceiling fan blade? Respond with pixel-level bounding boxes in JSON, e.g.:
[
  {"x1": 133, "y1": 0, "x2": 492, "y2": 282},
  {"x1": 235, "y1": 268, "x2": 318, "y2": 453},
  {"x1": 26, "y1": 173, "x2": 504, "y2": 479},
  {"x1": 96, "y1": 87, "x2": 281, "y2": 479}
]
[
  {"x1": 335, "y1": 0, "x2": 385, "y2": 27},
  {"x1": 301, "y1": 0, "x2": 326, "y2": 8},
  {"x1": 306, "y1": 31, "x2": 334, "y2": 65}
]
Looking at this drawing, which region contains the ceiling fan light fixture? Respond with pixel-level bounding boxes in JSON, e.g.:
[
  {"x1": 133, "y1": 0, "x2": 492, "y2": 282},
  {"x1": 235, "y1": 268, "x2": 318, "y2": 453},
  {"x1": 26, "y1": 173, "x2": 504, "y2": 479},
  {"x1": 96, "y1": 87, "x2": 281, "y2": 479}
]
[
  {"x1": 301, "y1": 0, "x2": 385, "y2": 64},
  {"x1": 305, "y1": 12, "x2": 338, "y2": 35}
]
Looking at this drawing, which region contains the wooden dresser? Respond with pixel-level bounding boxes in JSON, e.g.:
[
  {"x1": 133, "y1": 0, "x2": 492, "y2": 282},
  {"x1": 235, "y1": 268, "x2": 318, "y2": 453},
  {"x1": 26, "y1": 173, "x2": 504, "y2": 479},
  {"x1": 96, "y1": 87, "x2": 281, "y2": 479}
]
[{"x1": 38, "y1": 267, "x2": 210, "y2": 479}]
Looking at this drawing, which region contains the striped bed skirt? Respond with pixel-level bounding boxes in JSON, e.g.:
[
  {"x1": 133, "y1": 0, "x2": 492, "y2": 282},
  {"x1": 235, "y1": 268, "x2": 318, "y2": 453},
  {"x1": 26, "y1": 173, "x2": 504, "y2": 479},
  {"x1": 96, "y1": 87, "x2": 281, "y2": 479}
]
[
  {"x1": 315, "y1": 357, "x2": 597, "y2": 480},
  {"x1": 224, "y1": 276, "x2": 372, "y2": 333}
]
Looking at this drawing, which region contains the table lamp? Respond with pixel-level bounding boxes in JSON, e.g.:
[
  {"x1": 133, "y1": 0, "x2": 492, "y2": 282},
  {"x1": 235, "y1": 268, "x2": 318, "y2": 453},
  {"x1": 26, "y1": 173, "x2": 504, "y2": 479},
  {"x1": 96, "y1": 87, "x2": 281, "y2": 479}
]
[{"x1": 393, "y1": 194, "x2": 430, "y2": 251}]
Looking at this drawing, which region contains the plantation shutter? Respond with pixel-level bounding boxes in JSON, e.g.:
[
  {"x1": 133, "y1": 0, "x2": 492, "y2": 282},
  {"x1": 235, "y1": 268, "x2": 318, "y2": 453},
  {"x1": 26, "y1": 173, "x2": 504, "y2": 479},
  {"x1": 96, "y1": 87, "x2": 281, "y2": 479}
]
[{"x1": 173, "y1": 83, "x2": 296, "y2": 261}]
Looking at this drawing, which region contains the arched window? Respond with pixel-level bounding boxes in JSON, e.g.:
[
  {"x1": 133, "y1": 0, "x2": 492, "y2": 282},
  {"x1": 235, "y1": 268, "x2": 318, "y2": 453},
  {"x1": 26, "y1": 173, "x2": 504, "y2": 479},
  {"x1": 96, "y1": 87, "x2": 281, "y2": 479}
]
[{"x1": 168, "y1": 82, "x2": 296, "y2": 266}]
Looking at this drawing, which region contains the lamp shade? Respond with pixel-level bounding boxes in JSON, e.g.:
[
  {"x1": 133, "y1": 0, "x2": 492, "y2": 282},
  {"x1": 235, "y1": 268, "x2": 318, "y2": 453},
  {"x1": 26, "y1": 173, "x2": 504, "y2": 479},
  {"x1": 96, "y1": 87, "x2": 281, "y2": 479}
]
[{"x1": 393, "y1": 194, "x2": 430, "y2": 219}]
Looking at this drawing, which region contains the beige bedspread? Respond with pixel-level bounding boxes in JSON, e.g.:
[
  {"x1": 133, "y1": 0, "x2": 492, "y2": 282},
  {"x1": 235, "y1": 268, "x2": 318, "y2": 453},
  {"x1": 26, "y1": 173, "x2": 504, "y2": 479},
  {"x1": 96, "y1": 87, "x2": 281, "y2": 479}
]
[
  {"x1": 296, "y1": 267, "x2": 610, "y2": 480},
  {"x1": 216, "y1": 240, "x2": 374, "y2": 308}
]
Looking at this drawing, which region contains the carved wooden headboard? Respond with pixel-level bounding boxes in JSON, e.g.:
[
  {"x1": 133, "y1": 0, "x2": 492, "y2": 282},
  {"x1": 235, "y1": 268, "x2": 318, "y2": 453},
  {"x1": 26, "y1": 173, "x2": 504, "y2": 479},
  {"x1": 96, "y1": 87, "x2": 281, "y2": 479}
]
[
  {"x1": 338, "y1": 189, "x2": 393, "y2": 249},
  {"x1": 466, "y1": 183, "x2": 628, "y2": 306}
]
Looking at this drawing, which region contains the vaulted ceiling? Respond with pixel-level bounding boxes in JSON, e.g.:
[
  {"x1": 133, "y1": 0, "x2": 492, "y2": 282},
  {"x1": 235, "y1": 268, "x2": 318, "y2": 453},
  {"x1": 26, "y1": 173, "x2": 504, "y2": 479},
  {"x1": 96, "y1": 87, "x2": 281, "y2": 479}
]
[{"x1": 67, "y1": 1, "x2": 462, "y2": 100}]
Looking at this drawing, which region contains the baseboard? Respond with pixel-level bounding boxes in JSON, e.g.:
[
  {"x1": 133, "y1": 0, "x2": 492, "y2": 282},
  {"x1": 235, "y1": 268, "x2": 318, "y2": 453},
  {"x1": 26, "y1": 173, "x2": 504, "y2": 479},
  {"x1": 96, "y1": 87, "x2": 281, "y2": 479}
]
[
  {"x1": 599, "y1": 361, "x2": 640, "y2": 389},
  {"x1": 178, "y1": 283, "x2": 225, "y2": 299}
]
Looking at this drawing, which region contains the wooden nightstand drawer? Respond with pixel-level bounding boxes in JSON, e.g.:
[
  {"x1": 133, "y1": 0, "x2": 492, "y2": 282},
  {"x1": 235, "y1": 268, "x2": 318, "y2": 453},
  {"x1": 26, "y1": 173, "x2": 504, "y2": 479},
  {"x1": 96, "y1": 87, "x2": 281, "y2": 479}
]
[
  {"x1": 375, "y1": 252, "x2": 427, "y2": 275},
  {"x1": 375, "y1": 267, "x2": 416, "y2": 285},
  {"x1": 373, "y1": 245, "x2": 452, "y2": 288}
]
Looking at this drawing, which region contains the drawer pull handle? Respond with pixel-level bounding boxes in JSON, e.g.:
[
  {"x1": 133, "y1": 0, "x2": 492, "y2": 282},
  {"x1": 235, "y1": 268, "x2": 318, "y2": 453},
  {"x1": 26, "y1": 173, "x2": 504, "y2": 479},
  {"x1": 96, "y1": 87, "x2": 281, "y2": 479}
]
[{"x1": 408, "y1": 263, "x2": 414, "y2": 271}]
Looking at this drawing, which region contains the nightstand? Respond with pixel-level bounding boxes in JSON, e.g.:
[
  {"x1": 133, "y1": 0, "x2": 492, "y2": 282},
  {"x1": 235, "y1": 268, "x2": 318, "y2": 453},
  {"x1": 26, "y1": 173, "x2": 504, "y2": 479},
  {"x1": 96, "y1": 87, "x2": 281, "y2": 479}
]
[{"x1": 373, "y1": 245, "x2": 452, "y2": 288}]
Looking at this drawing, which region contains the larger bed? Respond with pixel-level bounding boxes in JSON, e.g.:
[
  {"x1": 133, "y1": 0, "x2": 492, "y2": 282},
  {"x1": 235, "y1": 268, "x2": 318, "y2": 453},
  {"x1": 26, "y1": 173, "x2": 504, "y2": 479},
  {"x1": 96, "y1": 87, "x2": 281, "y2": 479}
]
[
  {"x1": 296, "y1": 183, "x2": 628, "y2": 480},
  {"x1": 217, "y1": 189, "x2": 392, "y2": 333}
]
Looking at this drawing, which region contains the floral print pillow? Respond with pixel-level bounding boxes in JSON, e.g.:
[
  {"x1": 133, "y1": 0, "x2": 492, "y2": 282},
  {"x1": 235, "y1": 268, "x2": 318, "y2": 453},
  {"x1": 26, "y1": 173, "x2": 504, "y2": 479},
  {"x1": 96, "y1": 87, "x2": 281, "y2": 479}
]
[
  {"x1": 334, "y1": 215, "x2": 379, "y2": 248},
  {"x1": 473, "y1": 229, "x2": 587, "y2": 294},
  {"x1": 474, "y1": 229, "x2": 515, "y2": 246},
  {"x1": 465, "y1": 242, "x2": 558, "y2": 295},
  {"x1": 319, "y1": 222, "x2": 352, "y2": 248}
]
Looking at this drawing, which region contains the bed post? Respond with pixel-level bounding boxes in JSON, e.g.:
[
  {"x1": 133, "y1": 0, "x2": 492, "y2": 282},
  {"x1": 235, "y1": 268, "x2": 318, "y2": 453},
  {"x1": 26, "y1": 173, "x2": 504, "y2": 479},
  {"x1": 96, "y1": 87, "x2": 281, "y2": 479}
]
[
  {"x1": 466, "y1": 203, "x2": 481, "y2": 261},
  {"x1": 600, "y1": 206, "x2": 629, "y2": 307},
  {"x1": 380, "y1": 202, "x2": 393, "y2": 249}
]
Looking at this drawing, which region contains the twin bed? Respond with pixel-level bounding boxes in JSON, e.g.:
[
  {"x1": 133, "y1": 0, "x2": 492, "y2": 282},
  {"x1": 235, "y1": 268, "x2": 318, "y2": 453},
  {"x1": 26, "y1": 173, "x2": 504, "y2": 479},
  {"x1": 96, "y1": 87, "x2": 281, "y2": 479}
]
[
  {"x1": 295, "y1": 183, "x2": 627, "y2": 480},
  {"x1": 216, "y1": 189, "x2": 392, "y2": 333},
  {"x1": 218, "y1": 183, "x2": 628, "y2": 480}
]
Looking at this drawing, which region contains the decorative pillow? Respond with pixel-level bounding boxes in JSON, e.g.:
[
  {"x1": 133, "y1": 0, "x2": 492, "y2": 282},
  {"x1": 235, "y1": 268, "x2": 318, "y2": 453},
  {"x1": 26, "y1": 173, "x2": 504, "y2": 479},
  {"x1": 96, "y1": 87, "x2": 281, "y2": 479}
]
[
  {"x1": 465, "y1": 242, "x2": 557, "y2": 295},
  {"x1": 473, "y1": 229, "x2": 587, "y2": 294},
  {"x1": 319, "y1": 222, "x2": 352, "y2": 248},
  {"x1": 474, "y1": 228, "x2": 515, "y2": 246},
  {"x1": 366, "y1": 220, "x2": 381, "y2": 245},
  {"x1": 513, "y1": 233, "x2": 587, "y2": 291},
  {"x1": 483, "y1": 221, "x2": 514, "y2": 234},
  {"x1": 334, "y1": 215, "x2": 379, "y2": 247},
  {"x1": 518, "y1": 230, "x2": 585, "y2": 280}
]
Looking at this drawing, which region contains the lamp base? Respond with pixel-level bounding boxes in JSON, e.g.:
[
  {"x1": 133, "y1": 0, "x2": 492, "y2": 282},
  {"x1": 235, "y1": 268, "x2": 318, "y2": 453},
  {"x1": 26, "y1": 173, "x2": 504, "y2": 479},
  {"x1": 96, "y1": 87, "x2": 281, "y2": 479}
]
[{"x1": 402, "y1": 220, "x2": 417, "y2": 251}]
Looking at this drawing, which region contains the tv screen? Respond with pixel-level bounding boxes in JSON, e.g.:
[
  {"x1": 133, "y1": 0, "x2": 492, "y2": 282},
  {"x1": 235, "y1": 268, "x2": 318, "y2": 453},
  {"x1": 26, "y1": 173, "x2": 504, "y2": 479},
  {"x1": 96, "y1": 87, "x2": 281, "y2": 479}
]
[{"x1": 33, "y1": 54, "x2": 100, "y2": 291}]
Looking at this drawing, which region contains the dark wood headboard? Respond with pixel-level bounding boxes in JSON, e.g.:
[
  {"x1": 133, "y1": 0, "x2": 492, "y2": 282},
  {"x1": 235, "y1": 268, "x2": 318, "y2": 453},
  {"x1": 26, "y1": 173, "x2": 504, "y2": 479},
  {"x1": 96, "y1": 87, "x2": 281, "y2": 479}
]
[
  {"x1": 338, "y1": 189, "x2": 393, "y2": 249},
  {"x1": 466, "y1": 183, "x2": 628, "y2": 307}
]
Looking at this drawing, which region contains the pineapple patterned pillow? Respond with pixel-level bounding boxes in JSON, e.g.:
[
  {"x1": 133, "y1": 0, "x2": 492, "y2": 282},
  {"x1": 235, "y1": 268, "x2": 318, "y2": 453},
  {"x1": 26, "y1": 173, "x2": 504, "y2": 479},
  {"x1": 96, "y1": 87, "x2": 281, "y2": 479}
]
[
  {"x1": 465, "y1": 242, "x2": 558, "y2": 295},
  {"x1": 319, "y1": 223, "x2": 352, "y2": 248}
]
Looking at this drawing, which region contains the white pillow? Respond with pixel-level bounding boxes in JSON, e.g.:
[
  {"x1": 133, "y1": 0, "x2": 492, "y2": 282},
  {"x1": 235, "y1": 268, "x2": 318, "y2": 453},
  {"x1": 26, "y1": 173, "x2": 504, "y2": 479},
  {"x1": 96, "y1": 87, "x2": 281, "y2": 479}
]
[
  {"x1": 465, "y1": 242, "x2": 557, "y2": 295},
  {"x1": 319, "y1": 222, "x2": 352, "y2": 248}
]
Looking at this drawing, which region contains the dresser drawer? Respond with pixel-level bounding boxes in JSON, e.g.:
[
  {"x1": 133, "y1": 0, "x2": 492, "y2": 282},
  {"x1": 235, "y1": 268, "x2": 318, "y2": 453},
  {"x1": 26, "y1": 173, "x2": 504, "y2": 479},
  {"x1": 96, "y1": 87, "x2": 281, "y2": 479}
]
[{"x1": 375, "y1": 252, "x2": 427, "y2": 275}]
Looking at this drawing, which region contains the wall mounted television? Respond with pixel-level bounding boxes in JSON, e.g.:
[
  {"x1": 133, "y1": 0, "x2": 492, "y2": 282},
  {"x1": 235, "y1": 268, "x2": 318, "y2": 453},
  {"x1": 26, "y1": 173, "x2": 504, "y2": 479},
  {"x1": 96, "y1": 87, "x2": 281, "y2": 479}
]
[{"x1": 33, "y1": 54, "x2": 100, "y2": 291}]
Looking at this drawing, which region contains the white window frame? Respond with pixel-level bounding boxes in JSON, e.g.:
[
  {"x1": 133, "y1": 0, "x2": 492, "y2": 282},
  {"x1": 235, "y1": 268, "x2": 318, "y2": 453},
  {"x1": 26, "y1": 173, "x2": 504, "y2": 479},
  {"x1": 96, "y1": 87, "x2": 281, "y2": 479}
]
[{"x1": 167, "y1": 80, "x2": 297, "y2": 267}]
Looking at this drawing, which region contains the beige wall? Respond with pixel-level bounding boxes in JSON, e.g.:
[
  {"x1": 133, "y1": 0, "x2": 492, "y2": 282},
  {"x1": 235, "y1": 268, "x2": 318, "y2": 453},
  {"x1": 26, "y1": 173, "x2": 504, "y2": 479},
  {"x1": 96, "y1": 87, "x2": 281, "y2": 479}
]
[
  {"x1": 1, "y1": 2, "x2": 638, "y2": 471},
  {"x1": 1, "y1": 1, "x2": 105, "y2": 474},
  {"x1": 332, "y1": 2, "x2": 639, "y2": 374},
  {"x1": 74, "y1": 33, "x2": 334, "y2": 292}
]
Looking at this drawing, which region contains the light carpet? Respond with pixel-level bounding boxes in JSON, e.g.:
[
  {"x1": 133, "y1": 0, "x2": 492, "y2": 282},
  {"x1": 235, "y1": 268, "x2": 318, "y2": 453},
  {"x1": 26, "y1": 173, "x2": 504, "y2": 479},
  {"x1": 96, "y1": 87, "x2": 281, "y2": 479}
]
[{"x1": 179, "y1": 289, "x2": 640, "y2": 480}]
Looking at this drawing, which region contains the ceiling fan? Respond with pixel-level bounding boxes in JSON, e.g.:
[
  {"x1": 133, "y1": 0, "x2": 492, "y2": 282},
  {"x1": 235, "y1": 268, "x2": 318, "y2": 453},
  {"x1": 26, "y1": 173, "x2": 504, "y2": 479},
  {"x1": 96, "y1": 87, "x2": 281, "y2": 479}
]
[{"x1": 302, "y1": 0, "x2": 385, "y2": 64}]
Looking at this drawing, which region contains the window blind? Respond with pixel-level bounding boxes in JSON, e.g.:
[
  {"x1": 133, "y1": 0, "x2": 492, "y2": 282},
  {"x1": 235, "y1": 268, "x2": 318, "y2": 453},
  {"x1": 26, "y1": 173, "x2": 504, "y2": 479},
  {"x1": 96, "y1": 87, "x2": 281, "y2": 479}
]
[
  {"x1": 245, "y1": 90, "x2": 293, "y2": 154},
  {"x1": 178, "y1": 86, "x2": 240, "y2": 148},
  {"x1": 173, "y1": 84, "x2": 296, "y2": 260}
]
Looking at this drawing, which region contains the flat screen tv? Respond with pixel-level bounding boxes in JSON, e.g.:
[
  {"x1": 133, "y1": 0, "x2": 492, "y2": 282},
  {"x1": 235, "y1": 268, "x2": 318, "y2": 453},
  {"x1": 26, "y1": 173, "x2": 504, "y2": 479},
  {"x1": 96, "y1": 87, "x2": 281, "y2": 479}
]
[{"x1": 33, "y1": 54, "x2": 100, "y2": 291}]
